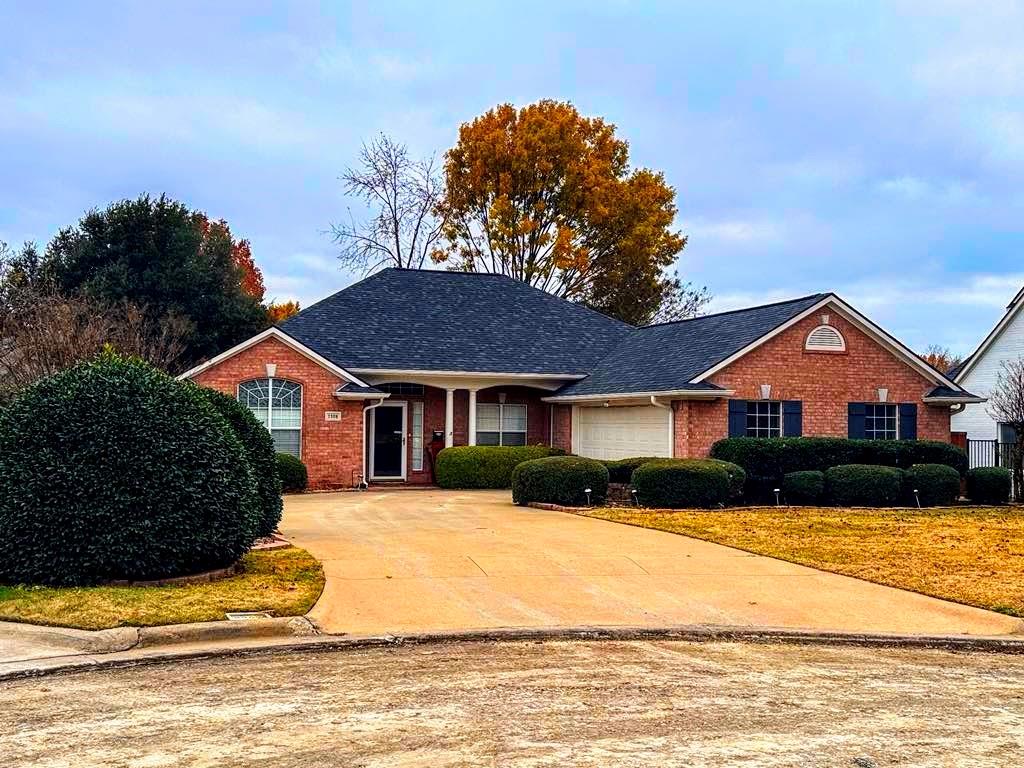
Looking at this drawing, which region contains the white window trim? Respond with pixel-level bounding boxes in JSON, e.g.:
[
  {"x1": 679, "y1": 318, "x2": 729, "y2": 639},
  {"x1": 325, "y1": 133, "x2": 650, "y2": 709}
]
[
  {"x1": 238, "y1": 377, "x2": 303, "y2": 458},
  {"x1": 864, "y1": 402, "x2": 899, "y2": 441},
  {"x1": 805, "y1": 324, "x2": 846, "y2": 352},
  {"x1": 476, "y1": 402, "x2": 528, "y2": 446}
]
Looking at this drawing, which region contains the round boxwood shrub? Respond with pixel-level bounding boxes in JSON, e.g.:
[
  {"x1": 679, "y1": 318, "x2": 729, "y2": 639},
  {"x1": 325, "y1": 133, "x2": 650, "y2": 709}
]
[
  {"x1": 824, "y1": 464, "x2": 902, "y2": 507},
  {"x1": 277, "y1": 453, "x2": 309, "y2": 493},
  {"x1": 512, "y1": 456, "x2": 609, "y2": 506},
  {"x1": 436, "y1": 445, "x2": 564, "y2": 489},
  {"x1": 195, "y1": 386, "x2": 283, "y2": 537},
  {"x1": 903, "y1": 463, "x2": 960, "y2": 507},
  {"x1": 783, "y1": 470, "x2": 826, "y2": 505},
  {"x1": 966, "y1": 466, "x2": 1011, "y2": 504},
  {"x1": 632, "y1": 459, "x2": 730, "y2": 509},
  {"x1": 0, "y1": 353, "x2": 260, "y2": 587},
  {"x1": 603, "y1": 456, "x2": 664, "y2": 485},
  {"x1": 704, "y1": 458, "x2": 746, "y2": 502}
]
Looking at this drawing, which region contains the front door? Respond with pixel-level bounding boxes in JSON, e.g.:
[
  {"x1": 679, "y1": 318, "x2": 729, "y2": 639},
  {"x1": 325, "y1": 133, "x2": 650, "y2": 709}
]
[{"x1": 372, "y1": 404, "x2": 406, "y2": 479}]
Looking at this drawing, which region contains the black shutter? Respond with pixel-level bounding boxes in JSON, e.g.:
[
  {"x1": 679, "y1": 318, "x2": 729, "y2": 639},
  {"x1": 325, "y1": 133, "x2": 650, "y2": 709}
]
[
  {"x1": 728, "y1": 400, "x2": 747, "y2": 438},
  {"x1": 899, "y1": 403, "x2": 917, "y2": 440},
  {"x1": 783, "y1": 401, "x2": 802, "y2": 437},
  {"x1": 848, "y1": 402, "x2": 866, "y2": 439}
]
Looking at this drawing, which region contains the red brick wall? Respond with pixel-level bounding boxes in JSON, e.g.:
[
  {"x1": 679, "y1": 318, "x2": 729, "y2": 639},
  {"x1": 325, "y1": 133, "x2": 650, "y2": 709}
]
[
  {"x1": 551, "y1": 404, "x2": 572, "y2": 452},
  {"x1": 671, "y1": 310, "x2": 951, "y2": 457},
  {"x1": 192, "y1": 337, "x2": 364, "y2": 489}
]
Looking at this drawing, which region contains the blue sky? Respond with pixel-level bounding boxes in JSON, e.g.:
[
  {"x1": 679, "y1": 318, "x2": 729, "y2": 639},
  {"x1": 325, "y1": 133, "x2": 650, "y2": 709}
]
[{"x1": 1, "y1": 1, "x2": 1022, "y2": 356}]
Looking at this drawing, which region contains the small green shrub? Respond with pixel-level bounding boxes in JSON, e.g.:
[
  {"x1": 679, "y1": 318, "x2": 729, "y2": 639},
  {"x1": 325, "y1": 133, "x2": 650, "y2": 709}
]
[
  {"x1": 436, "y1": 445, "x2": 564, "y2": 489},
  {"x1": 825, "y1": 464, "x2": 902, "y2": 507},
  {"x1": 276, "y1": 453, "x2": 308, "y2": 493},
  {"x1": 632, "y1": 459, "x2": 730, "y2": 509},
  {"x1": 966, "y1": 467, "x2": 1011, "y2": 504},
  {"x1": 903, "y1": 463, "x2": 961, "y2": 507},
  {"x1": 0, "y1": 353, "x2": 260, "y2": 587},
  {"x1": 705, "y1": 458, "x2": 746, "y2": 501},
  {"x1": 783, "y1": 470, "x2": 826, "y2": 505},
  {"x1": 603, "y1": 456, "x2": 664, "y2": 484},
  {"x1": 512, "y1": 456, "x2": 609, "y2": 506},
  {"x1": 196, "y1": 386, "x2": 283, "y2": 537}
]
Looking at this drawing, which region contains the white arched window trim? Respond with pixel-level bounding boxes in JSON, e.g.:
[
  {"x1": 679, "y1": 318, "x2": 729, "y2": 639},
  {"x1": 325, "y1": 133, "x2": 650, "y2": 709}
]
[
  {"x1": 805, "y1": 324, "x2": 846, "y2": 352},
  {"x1": 237, "y1": 378, "x2": 303, "y2": 458}
]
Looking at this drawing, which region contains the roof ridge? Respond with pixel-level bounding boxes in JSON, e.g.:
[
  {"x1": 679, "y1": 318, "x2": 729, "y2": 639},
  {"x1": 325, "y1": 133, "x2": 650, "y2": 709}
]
[{"x1": 640, "y1": 292, "x2": 831, "y2": 329}]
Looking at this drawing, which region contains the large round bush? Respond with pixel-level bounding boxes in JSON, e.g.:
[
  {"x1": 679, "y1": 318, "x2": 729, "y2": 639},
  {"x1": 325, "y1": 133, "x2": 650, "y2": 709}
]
[
  {"x1": 632, "y1": 459, "x2": 730, "y2": 509},
  {"x1": 783, "y1": 470, "x2": 826, "y2": 505},
  {"x1": 824, "y1": 464, "x2": 901, "y2": 507},
  {"x1": 602, "y1": 456, "x2": 664, "y2": 484},
  {"x1": 196, "y1": 386, "x2": 283, "y2": 537},
  {"x1": 0, "y1": 354, "x2": 259, "y2": 586},
  {"x1": 512, "y1": 456, "x2": 608, "y2": 506},
  {"x1": 966, "y1": 467, "x2": 1011, "y2": 504},
  {"x1": 277, "y1": 453, "x2": 309, "y2": 493},
  {"x1": 903, "y1": 463, "x2": 960, "y2": 507}
]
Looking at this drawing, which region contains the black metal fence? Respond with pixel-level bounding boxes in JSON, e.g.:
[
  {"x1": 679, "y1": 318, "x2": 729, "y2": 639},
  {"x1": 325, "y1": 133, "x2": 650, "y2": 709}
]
[{"x1": 967, "y1": 439, "x2": 1013, "y2": 469}]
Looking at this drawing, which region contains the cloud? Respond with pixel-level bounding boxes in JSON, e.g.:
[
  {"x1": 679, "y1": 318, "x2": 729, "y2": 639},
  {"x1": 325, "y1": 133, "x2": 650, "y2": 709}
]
[
  {"x1": 683, "y1": 217, "x2": 786, "y2": 245},
  {"x1": 876, "y1": 176, "x2": 979, "y2": 204}
]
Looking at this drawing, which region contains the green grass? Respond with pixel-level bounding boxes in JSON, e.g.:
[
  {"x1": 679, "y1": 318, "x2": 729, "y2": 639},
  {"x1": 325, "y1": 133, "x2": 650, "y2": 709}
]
[
  {"x1": 0, "y1": 546, "x2": 325, "y2": 630},
  {"x1": 582, "y1": 506, "x2": 1024, "y2": 617}
]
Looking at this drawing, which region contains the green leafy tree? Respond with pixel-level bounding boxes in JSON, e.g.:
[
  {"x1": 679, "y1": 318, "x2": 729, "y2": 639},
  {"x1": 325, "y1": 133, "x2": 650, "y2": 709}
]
[{"x1": 41, "y1": 195, "x2": 268, "y2": 368}]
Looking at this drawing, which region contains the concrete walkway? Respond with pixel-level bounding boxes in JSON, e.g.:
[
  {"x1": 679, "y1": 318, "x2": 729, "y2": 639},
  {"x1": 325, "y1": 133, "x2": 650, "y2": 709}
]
[{"x1": 281, "y1": 490, "x2": 1023, "y2": 636}]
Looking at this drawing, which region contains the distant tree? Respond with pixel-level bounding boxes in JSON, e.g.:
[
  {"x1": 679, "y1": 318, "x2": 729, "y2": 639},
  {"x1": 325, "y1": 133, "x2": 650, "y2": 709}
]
[
  {"x1": 267, "y1": 300, "x2": 300, "y2": 324},
  {"x1": 987, "y1": 358, "x2": 1024, "y2": 500},
  {"x1": 40, "y1": 195, "x2": 268, "y2": 368},
  {"x1": 332, "y1": 134, "x2": 446, "y2": 272},
  {"x1": 920, "y1": 344, "x2": 963, "y2": 374},
  {"x1": 435, "y1": 100, "x2": 707, "y2": 325}
]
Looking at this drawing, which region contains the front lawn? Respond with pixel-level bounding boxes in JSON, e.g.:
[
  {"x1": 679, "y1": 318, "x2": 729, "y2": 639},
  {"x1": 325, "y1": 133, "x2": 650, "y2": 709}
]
[
  {"x1": 0, "y1": 546, "x2": 324, "y2": 630},
  {"x1": 581, "y1": 506, "x2": 1024, "y2": 617}
]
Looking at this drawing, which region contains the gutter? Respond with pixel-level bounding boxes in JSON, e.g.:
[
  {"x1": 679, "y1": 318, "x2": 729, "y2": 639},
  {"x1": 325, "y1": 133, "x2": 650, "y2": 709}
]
[{"x1": 542, "y1": 388, "x2": 735, "y2": 404}]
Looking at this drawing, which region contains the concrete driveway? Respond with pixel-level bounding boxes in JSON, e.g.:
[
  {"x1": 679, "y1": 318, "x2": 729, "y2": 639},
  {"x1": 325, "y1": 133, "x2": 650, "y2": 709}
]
[{"x1": 281, "y1": 490, "x2": 1022, "y2": 636}]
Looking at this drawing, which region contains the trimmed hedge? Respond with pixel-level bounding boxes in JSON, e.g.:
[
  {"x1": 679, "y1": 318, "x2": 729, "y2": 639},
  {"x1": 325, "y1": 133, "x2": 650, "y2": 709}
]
[
  {"x1": 632, "y1": 459, "x2": 731, "y2": 509},
  {"x1": 903, "y1": 463, "x2": 960, "y2": 507},
  {"x1": 706, "y1": 458, "x2": 746, "y2": 501},
  {"x1": 603, "y1": 456, "x2": 664, "y2": 484},
  {"x1": 710, "y1": 437, "x2": 968, "y2": 499},
  {"x1": 512, "y1": 456, "x2": 609, "y2": 507},
  {"x1": 277, "y1": 453, "x2": 308, "y2": 493},
  {"x1": 824, "y1": 464, "x2": 902, "y2": 507},
  {"x1": 966, "y1": 466, "x2": 1011, "y2": 504},
  {"x1": 0, "y1": 353, "x2": 260, "y2": 587},
  {"x1": 436, "y1": 445, "x2": 564, "y2": 489},
  {"x1": 196, "y1": 386, "x2": 283, "y2": 537},
  {"x1": 783, "y1": 470, "x2": 826, "y2": 505}
]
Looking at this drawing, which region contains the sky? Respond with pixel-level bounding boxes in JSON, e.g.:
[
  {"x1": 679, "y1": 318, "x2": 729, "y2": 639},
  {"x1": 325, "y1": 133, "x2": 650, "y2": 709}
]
[{"x1": 1, "y1": 0, "x2": 1022, "y2": 356}]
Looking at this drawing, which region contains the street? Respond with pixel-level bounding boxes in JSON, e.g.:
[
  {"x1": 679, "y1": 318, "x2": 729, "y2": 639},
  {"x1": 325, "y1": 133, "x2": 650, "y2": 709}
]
[{"x1": 3, "y1": 640, "x2": 1024, "y2": 767}]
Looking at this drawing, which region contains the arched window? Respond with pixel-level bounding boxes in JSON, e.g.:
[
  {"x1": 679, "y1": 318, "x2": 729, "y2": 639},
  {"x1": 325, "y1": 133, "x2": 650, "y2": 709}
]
[
  {"x1": 805, "y1": 324, "x2": 846, "y2": 352},
  {"x1": 238, "y1": 378, "x2": 302, "y2": 457}
]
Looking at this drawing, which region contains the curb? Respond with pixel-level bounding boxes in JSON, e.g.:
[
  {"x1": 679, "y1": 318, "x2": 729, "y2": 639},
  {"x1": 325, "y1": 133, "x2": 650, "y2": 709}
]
[{"x1": 4, "y1": 623, "x2": 1024, "y2": 682}]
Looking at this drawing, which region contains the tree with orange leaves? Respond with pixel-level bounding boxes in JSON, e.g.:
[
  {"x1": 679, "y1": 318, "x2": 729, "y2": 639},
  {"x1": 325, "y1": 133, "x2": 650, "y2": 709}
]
[
  {"x1": 267, "y1": 300, "x2": 300, "y2": 324},
  {"x1": 436, "y1": 100, "x2": 707, "y2": 325}
]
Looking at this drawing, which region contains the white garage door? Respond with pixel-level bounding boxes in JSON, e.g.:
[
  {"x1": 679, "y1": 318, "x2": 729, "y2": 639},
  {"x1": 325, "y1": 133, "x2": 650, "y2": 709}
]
[{"x1": 576, "y1": 406, "x2": 672, "y2": 460}]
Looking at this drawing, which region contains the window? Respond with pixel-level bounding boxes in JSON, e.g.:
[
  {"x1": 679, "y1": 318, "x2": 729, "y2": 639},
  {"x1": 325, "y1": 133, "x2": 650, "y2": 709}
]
[
  {"x1": 476, "y1": 403, "x2": 527, "y2": 446},
  {"x1": 864, "y1": 403, "x2": 897, "y2": 440},
  {"x1": 238, "y1": 378, "x2": 302, "y2": 457},
  {"x1": 805, "y1": 325, "x2": 846, "y2": 352},
  {"x1": 746, "y1": 401, "x2": 781, "y2": 438},
  {"x1": 411, "y1": 401, "x2": 424, "y2": 471}
]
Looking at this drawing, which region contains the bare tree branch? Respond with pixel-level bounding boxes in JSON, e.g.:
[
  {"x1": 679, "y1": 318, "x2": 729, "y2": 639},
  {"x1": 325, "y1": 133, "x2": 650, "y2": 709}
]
[{"x1": 987, "y1": 358, "x2": 1024, "y2": 500}]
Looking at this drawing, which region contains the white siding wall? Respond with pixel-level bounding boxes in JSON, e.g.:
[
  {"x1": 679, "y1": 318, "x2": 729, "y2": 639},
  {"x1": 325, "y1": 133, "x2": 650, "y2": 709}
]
[{"x1": 952, "y1": 303, "x2": 1024, "y2": 440}]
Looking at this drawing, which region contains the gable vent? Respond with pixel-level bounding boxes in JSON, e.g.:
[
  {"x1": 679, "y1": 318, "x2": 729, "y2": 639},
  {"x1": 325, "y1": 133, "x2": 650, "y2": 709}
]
[{"x1": 806, "y1": 324, "x2": 846, "y2": 352}]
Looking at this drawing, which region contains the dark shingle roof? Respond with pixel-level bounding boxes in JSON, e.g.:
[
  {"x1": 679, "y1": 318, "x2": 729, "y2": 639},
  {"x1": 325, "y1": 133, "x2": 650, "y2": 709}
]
[
  {"x1": 280, "y1": 269, "x2": 633, "y2": 375},
  {"x1": 925, "y1": 384, "x2": 982, "y2": 400},
  {"x1": 554, "y1": 294, "x2": 829, "y2": 397},
  {"x1": 335, "y1": 383, "x2": 386, "y2": 396}
]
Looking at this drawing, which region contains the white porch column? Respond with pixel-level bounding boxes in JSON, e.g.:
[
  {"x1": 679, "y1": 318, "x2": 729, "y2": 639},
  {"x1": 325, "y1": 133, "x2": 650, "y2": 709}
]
[
  {"x1": 444, "y1": 388, "x2": 455, "y2": 448},
  {"x1": 468, "y1": 389, "x2": 478, "y2": 446}
]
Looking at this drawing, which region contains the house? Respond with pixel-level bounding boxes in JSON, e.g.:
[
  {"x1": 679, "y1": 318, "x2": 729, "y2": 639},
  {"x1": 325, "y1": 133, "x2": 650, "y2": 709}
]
[
  {"x1": 951, "y1": 285, "x2": 1024, "y2": 464},
  {"x1": 180, "y1": 268, "x2": 981, "y2": 489}
]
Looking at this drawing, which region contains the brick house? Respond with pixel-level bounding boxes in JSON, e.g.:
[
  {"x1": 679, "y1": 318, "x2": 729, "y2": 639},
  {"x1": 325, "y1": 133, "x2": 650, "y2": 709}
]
[{"x1": 181, "y1": 269, "x2": 982, "y2": 489}]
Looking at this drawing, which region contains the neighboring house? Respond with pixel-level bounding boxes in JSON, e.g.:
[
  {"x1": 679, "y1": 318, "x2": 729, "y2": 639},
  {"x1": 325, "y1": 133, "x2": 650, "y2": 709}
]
[
  {"x1": 181, "y1": 269, "x2": 981, "y2": 489},
  {"x1": 952, "y1": 286, "x2": 1024, "y2": 465}
]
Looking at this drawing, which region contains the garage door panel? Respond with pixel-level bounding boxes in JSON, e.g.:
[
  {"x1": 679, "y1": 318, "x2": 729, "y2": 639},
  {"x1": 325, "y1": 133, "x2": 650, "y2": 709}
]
[{"x1": 577, "y1": 406, "x2": 671, "y2": 460}]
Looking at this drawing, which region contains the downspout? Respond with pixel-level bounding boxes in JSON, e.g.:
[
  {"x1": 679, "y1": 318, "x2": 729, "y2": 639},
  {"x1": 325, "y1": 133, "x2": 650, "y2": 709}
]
[
  {"x1": 649, "y1": 396, "x2": 673, "y2": 457},
  {"x1": 649, "y1": 395, "x2": 670, "y2": 409},
  {"x1": 361, "y1": 397, "x2": 387, "y2": 489},
  {"x1": 949, "y1": 403, "x2": 966, "y2": 414}
]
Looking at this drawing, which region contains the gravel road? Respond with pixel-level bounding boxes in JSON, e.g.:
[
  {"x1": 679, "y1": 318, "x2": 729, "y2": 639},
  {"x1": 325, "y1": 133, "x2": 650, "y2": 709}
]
[{"x1": 3, "y1": 640, "x2": 1024, "y2": 767}]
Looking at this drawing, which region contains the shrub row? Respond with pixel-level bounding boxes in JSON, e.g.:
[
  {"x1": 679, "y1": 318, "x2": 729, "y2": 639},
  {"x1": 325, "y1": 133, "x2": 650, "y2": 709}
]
[
  {"x1": 436, "y1": 445, "x2": 564, "y2": 489},
  {"x1": 512, "y1": 456, "x2": 609, "y2": 506},
  {"x1": 966, "y1": 466, "x2": 1011, "y2": 504},
  {"x1": 781, "y1": 462, "x2": 994, "y2": 507}
]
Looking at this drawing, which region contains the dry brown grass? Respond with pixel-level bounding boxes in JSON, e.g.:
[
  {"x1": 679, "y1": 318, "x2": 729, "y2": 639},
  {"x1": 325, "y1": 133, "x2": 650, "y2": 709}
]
[
  {"x1": 582, "y1": 506, "x2": 1024, "y2": 616},
  {"x1": 0, "y1": 547, "x2": 324, "y2": 630}
]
